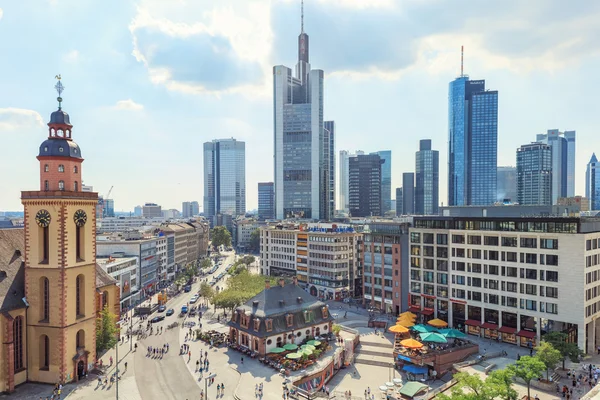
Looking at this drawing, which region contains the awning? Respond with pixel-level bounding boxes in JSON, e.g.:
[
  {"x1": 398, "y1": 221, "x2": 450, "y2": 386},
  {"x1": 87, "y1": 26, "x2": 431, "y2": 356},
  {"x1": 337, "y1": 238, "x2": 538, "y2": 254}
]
[
  {"x1": 397, "y1": 355, "x2": 412, "y2": 362},
  {"x1": 481, "y1": 322, "x2": 498, "y2": 330},
  {"x1": 421, "y1": 309, "x2": 434, "y2": 316},
  {"x1": 498, "y1": 326, "x2": 517, "y2": 334},
  {"x1": 517, "y1": 330, "x2": 537, "y2": 338},
  {"x1": 464, "y1": 319, "x2": 481, "y2": 327},
  {"x1": 402, "y1": 364, "x2": 429, "y2": 375},
  {"x1": 408, "y1": 306, "x2": 421, "y2": 313},
  {"x1": 399, "y1": 382, "x2": 429, "y2": 398}
]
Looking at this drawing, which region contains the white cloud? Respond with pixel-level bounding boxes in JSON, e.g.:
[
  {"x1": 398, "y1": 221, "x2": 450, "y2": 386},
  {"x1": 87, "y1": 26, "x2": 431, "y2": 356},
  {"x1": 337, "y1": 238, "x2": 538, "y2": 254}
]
[
  {"x1": 0, "y1": 108, "x2": 44, "y2": 131},
  {"x1": 113, "y1": 99, "x2": 144, "y2": 111},
  {"x1": 0, "y1": 8, "x2": 3, "y2": 20},
  {"x1": 63, "y1": 49, "x2": 79, "y2": 63}
]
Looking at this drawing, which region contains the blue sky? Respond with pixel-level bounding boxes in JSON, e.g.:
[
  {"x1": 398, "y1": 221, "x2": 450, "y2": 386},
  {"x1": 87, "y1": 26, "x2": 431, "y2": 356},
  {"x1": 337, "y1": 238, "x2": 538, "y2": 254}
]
[{"x1": 1, "y1": 0, "x2": 600, "y2": 212}]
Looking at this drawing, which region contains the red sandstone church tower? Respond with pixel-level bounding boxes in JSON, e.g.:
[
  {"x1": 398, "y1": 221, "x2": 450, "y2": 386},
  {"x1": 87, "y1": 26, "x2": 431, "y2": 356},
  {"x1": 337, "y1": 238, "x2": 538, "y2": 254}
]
[{"x1": 22, "y1": 77, "x2": 100, "y2": 384}]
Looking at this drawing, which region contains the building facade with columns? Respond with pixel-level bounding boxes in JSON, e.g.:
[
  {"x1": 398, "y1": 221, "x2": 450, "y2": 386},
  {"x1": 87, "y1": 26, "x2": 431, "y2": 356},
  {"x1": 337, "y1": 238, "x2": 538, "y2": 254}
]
[
  {"x1": 227, "y1": 278, "x2": 334, "y2": 356},
  {"x1": 0, "y1": 82, "x2": 119, "y2": 393}
]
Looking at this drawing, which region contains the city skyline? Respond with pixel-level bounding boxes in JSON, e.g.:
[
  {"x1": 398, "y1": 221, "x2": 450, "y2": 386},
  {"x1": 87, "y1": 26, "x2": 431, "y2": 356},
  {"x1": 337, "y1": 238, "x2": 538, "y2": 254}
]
[{"x1": 2, "y1": 1, "x2": 599, "y2": 212}]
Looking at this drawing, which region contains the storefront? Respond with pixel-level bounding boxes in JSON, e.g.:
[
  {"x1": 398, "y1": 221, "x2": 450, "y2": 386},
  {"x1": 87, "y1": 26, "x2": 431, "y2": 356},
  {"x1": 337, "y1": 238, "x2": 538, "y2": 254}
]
[
  {"x1": 482, "y1": 322, "x2": 499, "y2": 340},
  {"x1": 451, "y1": 301, "x2": 466, "y2": 331},
  {"x1": 437, "y1": 300, "x2": 448, "y2": 323},
  {"x1": 498, "y1": 326, "x2": 517, "y2": 345},
  {"x1": 421, "y1": 308, "x2": 434, "y2": 323},
  {"x1": 465, "y1": 320, "x2": 481, "y2": 336},
  {"x1": 517, "y1": 330, "x2": 537, "y2": 348}
]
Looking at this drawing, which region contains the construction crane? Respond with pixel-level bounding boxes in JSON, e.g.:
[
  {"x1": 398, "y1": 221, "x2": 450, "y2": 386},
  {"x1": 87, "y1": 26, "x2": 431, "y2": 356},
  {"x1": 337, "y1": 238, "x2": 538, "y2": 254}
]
[{"x1": 106, "y1": 185, "x2": 114, "y2": 200}]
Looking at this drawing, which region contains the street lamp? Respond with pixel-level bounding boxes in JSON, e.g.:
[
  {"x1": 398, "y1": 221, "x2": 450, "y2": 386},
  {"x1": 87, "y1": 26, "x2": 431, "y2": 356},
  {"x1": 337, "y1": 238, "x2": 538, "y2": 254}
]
[{"x1": 205, "y1": 373, "x2": 217, "y2": 400}]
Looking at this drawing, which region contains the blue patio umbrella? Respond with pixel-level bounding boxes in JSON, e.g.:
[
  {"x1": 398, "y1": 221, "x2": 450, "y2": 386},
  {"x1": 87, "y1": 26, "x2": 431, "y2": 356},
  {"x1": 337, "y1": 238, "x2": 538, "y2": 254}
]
[
  {"x1": 439, "y1": 328, "x2": 467, "y2": 339},
  {"x1": 419, "y1": 332, "x2": 447, "y2": 343},
  {"x1": 411, "y1": 324, "x2": 438, "y2": 333}
]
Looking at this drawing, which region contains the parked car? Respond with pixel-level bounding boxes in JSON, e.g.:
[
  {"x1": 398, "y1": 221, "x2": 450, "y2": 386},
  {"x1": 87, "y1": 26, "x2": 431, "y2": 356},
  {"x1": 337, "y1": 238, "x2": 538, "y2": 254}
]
[
  {"x1": 166, "y1": 309, "x2": 174, "y2": 316},
  {"x1": 184, "y1": 285, "x2": 192, "y2": 293},
  {"x1": 151, "y1": 315, "x2": 165, "y2": 323},
  {"x1": 190, "y1": 296, "x2": 198, "y2": 304},
  {"x1": 158, "y1": 305, "x2": 166, "y2": 312},
  {"x1": 181, "y1": 305, "x2": 188, "y2": 314}
]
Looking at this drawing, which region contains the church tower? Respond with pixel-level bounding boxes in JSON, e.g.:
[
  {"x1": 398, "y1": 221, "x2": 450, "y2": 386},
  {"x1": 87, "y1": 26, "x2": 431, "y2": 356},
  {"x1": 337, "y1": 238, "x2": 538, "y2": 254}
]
[{"x1": 22, "y1": 77, "x2": 98, "y2": 384}]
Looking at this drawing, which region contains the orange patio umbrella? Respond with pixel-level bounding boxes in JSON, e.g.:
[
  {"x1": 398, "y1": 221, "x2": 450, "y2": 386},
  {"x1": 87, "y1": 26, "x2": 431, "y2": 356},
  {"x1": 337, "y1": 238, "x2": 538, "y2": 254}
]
[
  {"x1": 399, "y1": 311, "x2": 416, "y2": 319},
  {"x1": 427, "y1": 318, "x2": 448, "y2": 328},
  {"x1": 396, "y1": 318, "x2": 415, "y2": 327},
  {"x1": 400, "y1": 338, "x2": 424, "y2": 349},
  {"x1": 388, "y1": 324, "x2": 410, "y2": 334}
]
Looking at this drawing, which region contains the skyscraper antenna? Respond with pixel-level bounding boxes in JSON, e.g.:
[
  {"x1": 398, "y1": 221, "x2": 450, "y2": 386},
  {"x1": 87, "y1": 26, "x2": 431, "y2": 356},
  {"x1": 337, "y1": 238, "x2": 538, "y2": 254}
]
[
  {"x1": 301, "y1": 0, "x2": 304, "y2": 33},
  {"x1": 460, "y1": 45, "x2": 464, "y2": 77}
]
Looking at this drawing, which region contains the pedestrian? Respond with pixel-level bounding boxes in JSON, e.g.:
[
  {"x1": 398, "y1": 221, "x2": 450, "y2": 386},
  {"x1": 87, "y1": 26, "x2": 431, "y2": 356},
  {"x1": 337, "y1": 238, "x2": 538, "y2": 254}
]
[
  {"x1": 196, "y1": 360, "x2": 200, "y2": 371},
  {"x1": 241, "y1": 356, "x2": 244, "y2": 364},
  {"x1": 217, "y1": 384, "x2": 221, "y2": 394},
  {"x1": 110, "y1": 356, "x2": 113, "y2": 366},
  {"x1": 124, "y1": 361, "x2": 128, "y2": 370},
  {"x1": 221, "y1": 383, "x2": 225, "y2": 395}
]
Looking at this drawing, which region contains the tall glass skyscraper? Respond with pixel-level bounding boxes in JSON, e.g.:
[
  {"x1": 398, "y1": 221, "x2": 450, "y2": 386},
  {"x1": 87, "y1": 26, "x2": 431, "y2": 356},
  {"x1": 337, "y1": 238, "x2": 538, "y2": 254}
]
[
  {"x1": 415, "y1": 140, "x2": 439, "y2": 215},
  {"x1": 371, "y1": 150, "x2": 392, "y2": 214},
  {"x1": 496, "y1": 166, "x2": 517, "y2": 202},
  {"x1": 516, "y1": 142, "x2": 552, "y2": 206},
  {"x1": 324, "y1": 121, "x2": 336, "y2": 219},
  {"x1": 273, "y1": 8, "x2": 332, "y2": 220},
  {"x1": 339, "y1": 150, "x2": 364, "y2": 213},
  {"x1": 448, "y1": 77, "x2": 498, "y2": 206},
  {"x1": 586, "y1": 153, "x2": 600, "y2": 211},
  {"x1": 402, "y1": 172, "x2": 415, "y2": 215},
  {"x1": 536, "y1": 129, "x2": 576, "y2": 204},
  {"x1": 348, "y1": 154, "x2": 382, "y2": 217},
  {"x1": 258, "y1": 182, "x2": 275, "y2": 219},
  {"x1": 203, "y1": 138, "x2": 246, "y2": 222}
]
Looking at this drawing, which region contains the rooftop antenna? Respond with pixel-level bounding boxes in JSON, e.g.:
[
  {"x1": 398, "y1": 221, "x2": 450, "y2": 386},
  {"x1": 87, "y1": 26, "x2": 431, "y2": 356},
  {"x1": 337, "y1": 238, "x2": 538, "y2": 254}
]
[
  {"x1": 301, "y1": 0, "x2": 304, "y2": 33},
  {"x1": 460, "y1": 46, "x2": 464, "y2": 77},
  {"x1": 54, "y1": 74, "x2": 64, "y2": 109}
]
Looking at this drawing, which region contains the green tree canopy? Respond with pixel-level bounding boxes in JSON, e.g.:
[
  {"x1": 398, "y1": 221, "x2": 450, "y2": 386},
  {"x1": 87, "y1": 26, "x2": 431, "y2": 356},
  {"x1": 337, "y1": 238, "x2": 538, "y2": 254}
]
[
  {"x1": 213, "y1": 271, "x2": 279, "y2": 311},
  {"x1": 487, "y1": 369, "x2": 518, "y2": 400},
  {"x1": 199, "y1": 281, "x2": 215, "y2": 301},
  {"x1": 200, "y1": 258, "x2": 212, "y2": 270},
  {"x1": 211, "y1": 226, "x2": 232, "y2": 248},
  {"x1": 248, "y1": 229, "x2": 260, "y2": 253},
  {"x1": 543, "y1": 331, "x2": 584, "y2": 370},
  {"x1": 96, "y1": 305, "x2": 118, "y2": 353},
  {"x1": 437, "y1": 372, "x2": 496, "y2": 400},
  {"x1": 508, "y1": 356, "x2": 545, "y2": 400},
  {"x1": 535, "y1": 341, "x2": 562, "y2": 380}
]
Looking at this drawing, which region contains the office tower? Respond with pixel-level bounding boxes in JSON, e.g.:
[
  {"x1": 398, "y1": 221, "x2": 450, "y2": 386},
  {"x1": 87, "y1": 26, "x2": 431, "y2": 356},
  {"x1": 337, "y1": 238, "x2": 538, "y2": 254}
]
[
  {"x1": 349, "y1": 154, "x2": 383, "y2": 217},
  {"x1": 203, "y1": 138, "x2": 246, "y2": 222},
  {"x1": 103, "y1": 198, "x2": 115, "y2": 217},
  {"x1": 536, "y1": 129, "x2": 577, "y2": 204},
  {"x1": 448, "y1": 73, "x2": 498, "y2": 206},
  {"x1": 516, "y1": 142, "x2": 552, "y2": 206},
  {"x1": 143, "y1": 202, "x2": 162, "y2": 218},
  {"x1": 396, "y1": 188, "x2": 403, "y2": 216},
  {"x1": 370, "y1": 150, "x2": 392, "y2": 213},
  {"x1": 339, "y1": 150, "x2": 364, "y2": 212},
  {"x1": 586, "y1": 153, "x2": 600, "y2": 211},
  {"x1": 497, "y1": 166, "x2": 517, "y2": 202},
  {"x1": 258, "y1": 182, "x2": 275, "y2": 219},
  {"x1": 134, "y1": 205, "x2": 142, "y2": 216},
  {"x1": 274, "y1": 6, "x2": 330, "y2": 220},
  {"x1": 402, "y1": 173, "x2": 415, "y2": 215},
  {"x1": 415, "y1": 140, "x2": 439, "y2": 215},
  {"x1": 324, "y1": 121, "x2": 336, "y2": 220},
  {"x1": 182, "y1": 201, "x2": 200, "y2": 218}
]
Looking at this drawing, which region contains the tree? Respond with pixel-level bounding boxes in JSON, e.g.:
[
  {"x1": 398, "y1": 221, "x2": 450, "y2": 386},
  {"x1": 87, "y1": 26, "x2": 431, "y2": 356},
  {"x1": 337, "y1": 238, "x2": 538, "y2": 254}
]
[
  {"x1": 535, "y1": 341, "x2": 562, "y2": 380},
  {"x1": 332, "y1": 324, "x2": 342, "y2": 336},
  {"x1": 199, "y1": 282, "x2": 215, "y2": 302},
  {"x1": 437, "y1": 372, "x2": 496, "y2": 400},
  {"x1": 543, "y1": 331, "x2": 584, "y2": 370},
  {"x1": 508, "y1": 356, "x2": 545, "y2": 400},
  {"x1": 242, "y1": 255, "x2": 256, "y2": 266},
  {"x1": 211, "y1": 226, "x2": 231, "y2": 248},
  {"x1": 487, "y1": 369, "x2": 518, "y2": 400},
  {"x1": 248, "y1": 229, "x2": 260, "y2": 253},
  {"x1": 96, "y1": 305, "x2": 118, "y2": 353},
  {"x1": 200, "y1": 258, "x2": 212, "y2": 270}
]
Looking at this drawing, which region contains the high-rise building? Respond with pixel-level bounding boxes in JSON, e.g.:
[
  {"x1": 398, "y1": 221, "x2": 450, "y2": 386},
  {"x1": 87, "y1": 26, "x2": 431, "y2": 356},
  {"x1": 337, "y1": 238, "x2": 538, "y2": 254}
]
[
  {"x1": 396, "y1": 188, "x2": 403, "y2": 216},
  {"x1": 402, "y1": 172, "x2": 415, "y2": 215},
  {"x1": 203, "y1": 138, "x2": 246, "y2": 223},
  {"x1": 339, "y1": 150, "x2": 364, "y2": 212},
  {"x1": 497, "y1": 166, "x2": 517, "y2": 203},
  {"x1": 143, "y1": 202, "x2": 162, "y2": 218},
  {"x1": 349, "y1": 154, "x2": 383, "y2": 217},
  {"x1": 134, "y1": 205, "x2": 142, "y2": 216},
  {"x1": 182, "y1": 201, "x2": 199, "y2": 218},
  {"x1": 371, "y1": 150, "x2": 392, "y2": 213},
  {"x1": 536, "y1": 130, "x2": 577, "y2": 204},
  {"x1": 448, "y1": 76, "x2": 498, "y2": 206},
  {"x1": 258, "y1": 182, "x2": 275, "y2": 220},
  {"x1": 103, "y1": 198, "x2": 115, "y2": 217},
  {"x1": 516, "y1": 142, "x2": 552, "y2": 206},
  {"x1": 273, "y1": 6, "x2": 331, "y2": 220},
  {"x1": 415, "y1": 140, "x2": 439, "y2": 215},
  {"x1": 586, "y1": 153, "x2": 600, "y2": 211},
  {"x1": 324, "y1": 121, "x2": 336, "y2": 220}
]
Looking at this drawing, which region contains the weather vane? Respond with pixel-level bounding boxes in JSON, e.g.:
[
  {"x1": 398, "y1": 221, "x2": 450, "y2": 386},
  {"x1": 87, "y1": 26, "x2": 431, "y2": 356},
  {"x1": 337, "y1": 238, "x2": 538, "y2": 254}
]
[{"x1": 54, "y1": 74, "x2": 64, "y2": 109}]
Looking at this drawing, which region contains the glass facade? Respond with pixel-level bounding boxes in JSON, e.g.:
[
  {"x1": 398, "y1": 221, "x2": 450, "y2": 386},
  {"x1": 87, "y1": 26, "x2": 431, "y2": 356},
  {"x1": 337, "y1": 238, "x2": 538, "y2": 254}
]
[
  {"x1": 402, "y1": 173, "x2": 414, "y2": 214},
  {"x1": 586, "y1": 154, "x2": 600, "y2": 210},
  {"x1": 517, "y1": 143, "x2": 552, "y2": 205},
  {"x1": 325, "y1": 121, "x2": 336, "y2": 220},
  {"x1": 371, "y1": 150, "x2": 392, "y2": 213},
  {"x1": 448, "y1": 77, "x2": 498, "y2": 206},
  {"x1": 497, "y1": 166, "x2": 517, "y2": 202},
  {"x1": 258, "y1": 182, "x2": 275, "y2": 219},
  {"x1": 415, "y1": 140, "x2": 439, "y2": 215},
  {"x1": 349, "y1": 154, "x2": 382, "y2": 217},
  {"x1": 396, "y1": 187, "x2": 403, "y2": 216},
  {"x1": 203, "y1": 139, "x2": 246, "y2": 220},
  {"x1": 536, "y1": 130, "x2": 577, "y2": 204}
]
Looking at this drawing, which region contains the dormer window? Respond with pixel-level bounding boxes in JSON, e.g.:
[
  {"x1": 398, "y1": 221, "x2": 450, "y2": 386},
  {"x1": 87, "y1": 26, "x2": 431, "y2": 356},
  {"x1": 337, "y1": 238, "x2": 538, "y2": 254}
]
[
  {"x1": 58, "y1": 165, "x2": 64, "y2": 173},
  {"x1": 254, "y1": 318, "x2": 260, "y2": 331},
  {"x1": 322, "y1": 306, "x2": 329, "y2": 319},
  {"x1": 286, "y1": 314, "x2": 293, "y2": 328},
  {"x1": 266, "y1": 319, "x2": 273, "y2": 332}
]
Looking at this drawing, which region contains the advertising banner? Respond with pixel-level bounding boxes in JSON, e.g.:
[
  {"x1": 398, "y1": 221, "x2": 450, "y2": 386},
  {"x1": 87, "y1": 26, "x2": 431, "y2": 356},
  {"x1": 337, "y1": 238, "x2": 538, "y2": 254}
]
[{"x1": 120, "y1": 271, "x2": 131, "y2": 297}]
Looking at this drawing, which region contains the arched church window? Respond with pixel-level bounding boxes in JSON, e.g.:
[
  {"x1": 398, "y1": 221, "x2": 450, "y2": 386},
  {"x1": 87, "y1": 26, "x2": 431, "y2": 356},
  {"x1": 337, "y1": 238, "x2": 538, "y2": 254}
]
[{"x1": 13, "y1": 317, "x2": 23, "y2": 370}]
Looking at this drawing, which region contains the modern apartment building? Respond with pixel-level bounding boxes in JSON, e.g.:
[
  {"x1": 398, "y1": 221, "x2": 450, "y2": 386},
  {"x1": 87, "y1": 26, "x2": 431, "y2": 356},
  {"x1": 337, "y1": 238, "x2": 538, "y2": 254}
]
[
  {"x1": 257, "y1": 182, "x2": 275, "y2": 220},
  {"x1": 158, "y1": 220, "x2": 209, "y2": 268},
  {"x1": 371, "y1": 150, "x2": 392, "y2": 214},
  {"x1": 143, "y1": 203, "x2": 162, "y2": 218},
  {"x1": 408, "y1": 215, "x2": 600, "y2": 353},
  {"x1": 203, "y1": 138, "x2": 246, "y2": 225},
  {"x1": 273, "y1": 11, "x2": 332, "y2": 221},
  {"x1": 259, "y1": 223, "x2": 362, "y2": 300},
  {"x1": 232, "y1": 217, "x2": 264, "y2": 249},
  {"x1": 448, "y1": 77, "x2": 498, "y2": 206},
  {"x1": 536, "y1": 130, "x2": 577, "y2": 204},
  {"x1": 97, "y1": 256, "x2": 139, "y2": 310},
  {"x1": 497, "y1": 166, "x2": 517, "y2": 203},
  {"x1": 362, "y1": 220, "x2": 411, "y2": 314},
  {"x1": 415, "y1": 140, "x2": 439, "y2": 215},
  {"x1": 349, "y1": 154, "x2": 383, "y2": 217},
  {"x1": 586, "y1": 154, "x2": 600, "y2": 211},
  {"x1": 516, "y1": 142, "x2": 552, "y2": 206},
  {"x1": 97, "y1": 216, "x2": 164, "y2": 232}
]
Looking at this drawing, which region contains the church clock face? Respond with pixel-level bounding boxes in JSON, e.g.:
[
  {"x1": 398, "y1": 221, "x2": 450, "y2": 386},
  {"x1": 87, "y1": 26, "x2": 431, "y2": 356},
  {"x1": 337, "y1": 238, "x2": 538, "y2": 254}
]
[
  {"x1": 73, "y1": 209, "x2": 87, "y2": 227},
  {"x1": 35, "y1": 209, "x2": 51, "y2": 227}
]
